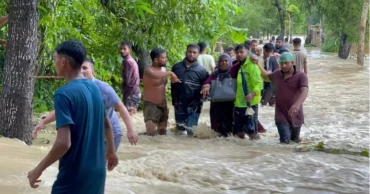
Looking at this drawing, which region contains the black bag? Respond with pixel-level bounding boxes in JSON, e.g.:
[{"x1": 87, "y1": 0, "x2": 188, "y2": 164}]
[{"x1": 210, "y1": 77, "x2": 236, "y2": 102}]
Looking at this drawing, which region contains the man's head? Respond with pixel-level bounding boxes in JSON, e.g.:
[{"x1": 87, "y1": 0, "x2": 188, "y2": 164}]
[
  {"x1": 279, "y1": 52, "x2": 294, "y2": 73},
  {"x1": 120, "y1": 40, "x2": 132, "y2": 58},
  {"x1": 255, "y1": 47, "x2": 262, "y2": 57},
  {"x1": 54, "y1": 40, "x2": 86, "y2": 77},
  {"x1": 245, "y1": 40, "x2": 251, "y2": 47},
  {"x1": 271, "y1": 36, "x2": 275, "y2": 41},
  {"x1": 198, "y1": 42, "x2": 207, "y2": 54},
  {"x1": 226, "y1": 47, "x2": 235, "y2": 57},
  {"x1": 284, "y1": 37, "x2": 289, "y2": 43},
  {"x1": 276, "y1": 36, "x2": 284, "y2": 48},
  {"x1": 250, "y1": 54, "x2": 259, "y2": 64},
  {"x1": 251, "y1": 40, "x2": 258, "y2": 52},
  {"x1": 263, "y1": 43, "x2": 274, "y2": 56},
  {"x1": 150, "y1": 47, "x2": 167, "y2": 67},
  {"x1": 293, "y1": 38, "x2": 302, "y2": 48},
  {"x1": 185, "y1": 44, "x2": 200, "y2": 63},
  {"x1": 235, "y1": 44, "x2": 249, "y2": 62},
  {"x1": 81, "y1": 58, "x2": 95, "y2": 79}
]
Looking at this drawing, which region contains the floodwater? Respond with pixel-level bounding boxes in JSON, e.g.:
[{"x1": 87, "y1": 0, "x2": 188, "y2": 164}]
[{"x1": 0, "y1": 48, "x2": 369, "y2": 194}]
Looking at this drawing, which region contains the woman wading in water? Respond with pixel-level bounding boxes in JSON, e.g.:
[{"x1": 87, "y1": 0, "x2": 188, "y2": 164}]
[{"x1": 202, "y1": 53, "x2": 235, "y2": 137}]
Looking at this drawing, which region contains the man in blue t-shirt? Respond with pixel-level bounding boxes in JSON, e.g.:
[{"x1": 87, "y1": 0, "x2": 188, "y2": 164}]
[
  {"x1": 33, "y1": 59, "x2": 139, "y2": 150},
  {"x1": 27, "y1": 40, "x2": 118, "y2": 193}
]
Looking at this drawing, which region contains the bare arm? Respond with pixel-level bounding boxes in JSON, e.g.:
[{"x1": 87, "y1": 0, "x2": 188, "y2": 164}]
[
  {"x1": 256, "y1": 62, "x2": 272, "y2": 82},
  {"x1": 303, "y1": 62, "x2": 307, "y2": 75},
  {"x1": 104, "y1": 116, "x2": 115, "y2": 155},
  {"x1": 35, "y1": 125, "x2": 71, "y2": 172},
  {"x1": 295, "y1": 87, "x2": 308, "y2": 106},
  {"x1": 115, "y1": 102, "x2": 138, "y2": 145},
  {"x1": 32, "y1": 110, "x2": 56, "y2": 139},
  {"x1": 104, "y1": 116, "x2": 118, "y2": 170},
  {"x1": 41, "y1": 110, "x2": 56, "y2": 125},
  {"x1": 0, "y1": 15, "x2": 8, "y2": 26},
  {"x1": 145, "y1": 67, "x2": 174, "y2": 79}
]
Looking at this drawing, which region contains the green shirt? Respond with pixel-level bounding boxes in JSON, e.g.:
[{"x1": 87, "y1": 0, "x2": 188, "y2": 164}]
[{"x1": 235, "y1": 57, "x2": 263, "y2": 107}]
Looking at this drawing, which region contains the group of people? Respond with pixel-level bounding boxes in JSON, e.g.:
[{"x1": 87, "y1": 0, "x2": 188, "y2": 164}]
[
  {"x1": 140, "y1": 37, "x2": 308, "y2": 143},
  {"x1": 27, "y1": 36, "x2": 308, "y2": 192}
]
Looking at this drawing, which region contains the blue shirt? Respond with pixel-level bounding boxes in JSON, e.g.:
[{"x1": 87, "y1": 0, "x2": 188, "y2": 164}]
[
  {"x1": 52, "y1": 79, "x2": 106, "y2": 194},
  {"x1": 92, "y1": 78, "x2": 122, "y2": 136}
]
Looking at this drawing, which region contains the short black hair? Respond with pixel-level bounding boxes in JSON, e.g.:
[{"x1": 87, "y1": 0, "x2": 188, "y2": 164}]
[
  {"x1": 198, "y1": 42, "x2": 207, "y2": 52},
  {"x1": 226, "y1": 47, "x2": 234, "y2": 52},
  {"x1": 276, "y1": 36, "x2": 284, "y2": 41},
  {"x1": 121, "y1": 40, "x2": 133, "y2": 49},
  {"x1": 284, "y1": 37, "x2": 289, "y2": 42},
  {"x1": 55, "y1": 40, "x2": 86, "y2": 70},
  {"x1": 84, "y1": 58, "x2": 94, "y2": 68},
  {"x1": 293, "y1": 38, "x2": 301, "y2": 45},
  {"x1": 150, "y1": 47, "x2": 166, "y2": 61},
  {"x1": 187, "y1": 44, "x2": 200, "y2": 52},
  {"x1": 244, "y1": 40, "x2": 251, "y2": 46},
  {"x1": 251, "y1": 40, "x2": 258, "y2": 44},
  {"x1": 263, "y1": 43, "x2": 274, "y2": 52},
  {"x1": 271, "y1": 36, "x2": 276, "y2": 40},
  {"x1": 235, "y1": 44, "x2": 250, "y2": 52}
]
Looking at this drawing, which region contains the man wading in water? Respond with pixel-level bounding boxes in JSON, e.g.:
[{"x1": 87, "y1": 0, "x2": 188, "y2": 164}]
[
  {"x1": 257, "y1": 52, "x2": 308, "y2": 144},
  {"x1": 142, "y1": 48, "x2": 180, "y2": 136},
  {"x1": 33, "y1": 59, "x2": 139, "y2": 150},
  {"x1": 27, "y1": 40, "x2": 118, "y2": 193},
  {"x1": 171, "y1": 44, "x2": 209, "y2": 136},
  {"x1": 120, "y1": 41, "x2": 141, "y2": 116}
]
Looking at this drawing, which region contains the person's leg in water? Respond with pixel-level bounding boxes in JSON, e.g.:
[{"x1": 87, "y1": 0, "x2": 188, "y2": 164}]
[
  {"x1": 143, "y1": 101, "x2": 159, "y2": 136},
  {"x1": 276, "y1": 122, "x2": 290, "y2": 144},
  {"x1": 174, "y1": 106, "x2": 188, "y2": 135},
  {"x1": 157, "y1": 102, "x2": 169, "y2": 135},
  {"x1": 124, "y1": 94, "x2": 141, "y2": 116},
  {"x1": 290, "y1": 125, "x2": 301, "y2": 143},
  {"x1": 233, "y1": 107, "x2": 246, "y2": 139},
  {"x1": 217, "y1": 101, "x2": 234, "y2": 137},
  {"x1": 186, "y1": 111, "x2": 200, "y2": 136},
  {"x1": 209, "y1": 102, "x2": 219, "y2": 132},
  {"x1": 247, "y1": 105, "x2": 260, "y2": 140}
]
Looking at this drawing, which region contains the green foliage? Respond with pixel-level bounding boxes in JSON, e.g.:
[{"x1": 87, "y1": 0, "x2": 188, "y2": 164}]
[
  {"x1": 316, "y1": 0, "x2": 363, "y2": 42},
  {"x1": 315, "y1": 141, "x2": 325, "y2": 149},
  {"x1": 321, "y1": 33, "x2": 340, "y2": 52},
  {"x1": 360, "y1": 150, "x2": 369, "y2": 157}
]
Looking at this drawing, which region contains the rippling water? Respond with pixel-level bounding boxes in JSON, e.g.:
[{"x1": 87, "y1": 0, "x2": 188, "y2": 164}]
[{"x1": 0, "y1": 48, "x2": 369, "y2": 194}]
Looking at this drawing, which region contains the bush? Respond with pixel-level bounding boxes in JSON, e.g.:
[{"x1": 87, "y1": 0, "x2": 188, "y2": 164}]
[{"x1": 321, "y1": 35, "x2": 340, "y2": 52}]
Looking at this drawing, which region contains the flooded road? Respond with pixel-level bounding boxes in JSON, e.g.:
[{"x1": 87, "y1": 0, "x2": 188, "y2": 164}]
[{"x1": 0, "y1": 48, "x2": 369, "y2": 194}]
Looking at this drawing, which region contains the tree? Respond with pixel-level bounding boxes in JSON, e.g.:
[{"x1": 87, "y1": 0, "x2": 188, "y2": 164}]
[
  {"x1": 287, "y1": 4, "x2": 300, "y2": 43},
  {"x1": 316, "y1": 0, "x2": 363, "y2": 59},
  {"x1": 357, "y1": 0, "x2": 369, "y2": 65},
  {"x1": 274, "y1": 0, "x2": 286, "y2": 37},
  {"x1": 0, "y1": 0, "x2": 38, "y2": 145}
]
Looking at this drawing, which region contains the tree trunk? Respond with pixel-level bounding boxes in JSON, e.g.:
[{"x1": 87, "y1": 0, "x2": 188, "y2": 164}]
[
  {"x1": 0, "y1": 0, "x2": 38, "y2": 145},
  {"x1": 132, "y1": 47, "x2": 150, "y2": 79},
  {"x1": 357, "y1": 0, "x2": 369, "y2": 65},
  {"x1": 287, "y1": 15, "x2": 293, "y2": 44},
  {"x1": 338, "y1": 32, "x2": 352, "y2": 59},
  {"x1": 305, "y1": 15, "x2": 312, "y2": 44},
  {"x1": 321, "y1": 15, "x2": 325, "y2": 43},
  {"x1": 274, "y1": 0, "x2": 285, "y2": 37}
]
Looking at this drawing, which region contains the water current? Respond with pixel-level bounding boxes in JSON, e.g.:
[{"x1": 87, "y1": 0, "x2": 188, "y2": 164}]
[{"x1": 0, "y1": 48, "x2": 369, "y2": 194}]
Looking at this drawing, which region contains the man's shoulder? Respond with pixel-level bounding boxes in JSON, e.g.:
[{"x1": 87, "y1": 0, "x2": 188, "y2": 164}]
[
  {"x1": 125, "y1": 56, "x2": 138, "y2": 65},
  {"x1": 172, "y1": 61, "x2": 184, "y2": 70},
  {"x1": 296, "y1": 70, "x2": 308, "y2": 79}
]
